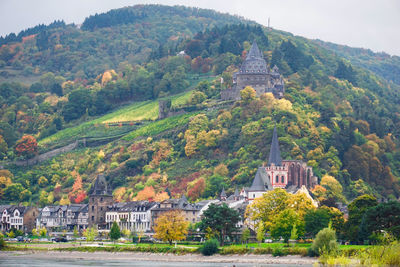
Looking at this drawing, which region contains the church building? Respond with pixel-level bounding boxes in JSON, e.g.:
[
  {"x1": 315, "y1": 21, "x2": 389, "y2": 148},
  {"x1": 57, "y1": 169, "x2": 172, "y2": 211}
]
[
  {"x1": 246, "y1": 126, "x2": 318, "y2": 201},
  {"x1": 221, "y1": 40, "x2": 285, "y2": 101}
]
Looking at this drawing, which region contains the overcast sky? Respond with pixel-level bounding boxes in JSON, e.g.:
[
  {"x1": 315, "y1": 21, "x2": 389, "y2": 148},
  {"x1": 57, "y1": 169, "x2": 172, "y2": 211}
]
[{"x1": 1, "y1": 0, "x2": 399, "y2": 56}]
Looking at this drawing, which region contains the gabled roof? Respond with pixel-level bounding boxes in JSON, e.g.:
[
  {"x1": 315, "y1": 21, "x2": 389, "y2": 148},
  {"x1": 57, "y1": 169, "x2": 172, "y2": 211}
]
[{"x1": 268, "y1": 126, "x2": 282, "y2": 166}]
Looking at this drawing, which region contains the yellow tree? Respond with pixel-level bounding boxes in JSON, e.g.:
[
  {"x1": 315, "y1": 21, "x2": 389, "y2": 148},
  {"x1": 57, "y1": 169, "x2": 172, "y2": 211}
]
[
  {"x1": 286, "y1": 192, "x2": 315, "y2": 219},
  {"x1": 240, "y1": 86, "x2": 256, "y2": 103},
  {"x1": 245, "y1": 188, "x2": 290, "y2": 230},
  {"x1": 154, "y1": 210, "x2": 189, "y2": 245}
]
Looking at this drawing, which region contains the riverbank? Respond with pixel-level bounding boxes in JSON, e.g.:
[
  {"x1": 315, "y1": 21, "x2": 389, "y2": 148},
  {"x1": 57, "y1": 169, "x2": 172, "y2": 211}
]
[{"x1": 0, "y1": 251, "x2": 317, "y2": 265}]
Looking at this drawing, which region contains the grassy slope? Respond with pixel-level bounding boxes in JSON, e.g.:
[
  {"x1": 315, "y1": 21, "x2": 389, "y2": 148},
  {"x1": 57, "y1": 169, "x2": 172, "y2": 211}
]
[{"x1": 39, "y1": 90, "x2": 193, "y2": 147}]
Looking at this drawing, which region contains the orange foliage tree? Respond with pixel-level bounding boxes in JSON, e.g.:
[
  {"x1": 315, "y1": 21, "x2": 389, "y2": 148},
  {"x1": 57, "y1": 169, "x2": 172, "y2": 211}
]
[
  {"x1": 136, "y1": 186, "x2": 155, "y2": 201},
  {"x1": 68, "y1": 172, "x2": 87, "y2": 204},
  {"x1": 15, "y1": 135, "x2": 37, "y2": 158}
]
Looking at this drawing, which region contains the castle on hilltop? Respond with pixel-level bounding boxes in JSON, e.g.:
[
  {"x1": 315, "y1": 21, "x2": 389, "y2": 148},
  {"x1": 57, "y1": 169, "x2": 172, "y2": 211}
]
[
  {"x1": 221, "y1": 40, "x2": 285, "y2": 101},
  {"x1": 244, "y1": 126, "x2": 318, "y2": 201}
]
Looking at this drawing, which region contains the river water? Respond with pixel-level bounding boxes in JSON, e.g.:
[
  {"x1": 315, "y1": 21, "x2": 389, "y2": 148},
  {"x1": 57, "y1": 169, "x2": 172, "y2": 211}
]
[{"x1": 0, "y1": 258, "x2": 313, "y2": 267}]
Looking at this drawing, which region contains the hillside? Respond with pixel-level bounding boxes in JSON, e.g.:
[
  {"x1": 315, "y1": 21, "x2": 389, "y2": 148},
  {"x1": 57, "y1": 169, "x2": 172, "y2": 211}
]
[
  {"x1": 1, "y1": 4, "x2": 400, "y2": 207},
  {"x1": 314, "y1": 39, "x2": 400, "y2": 85},
  {"x1": 0, "y1": 5, "x2": 250, "y2": 82}
]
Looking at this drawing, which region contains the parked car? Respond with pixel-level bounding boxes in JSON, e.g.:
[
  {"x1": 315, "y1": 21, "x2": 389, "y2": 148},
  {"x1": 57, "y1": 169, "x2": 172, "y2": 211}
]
[{"x1": 52, "y1": 236, "x2": 68, "y2": 242}]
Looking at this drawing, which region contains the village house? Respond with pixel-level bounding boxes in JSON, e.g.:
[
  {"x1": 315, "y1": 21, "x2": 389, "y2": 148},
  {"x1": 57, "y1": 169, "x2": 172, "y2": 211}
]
[
  {"x1": 0, "y1": 205, "x2": 38, "y2": 233},
  {"x1": 105, "y1": 201, "x2": 157, "y2": 232},
  {"x1": 151, "y1": 196, "x2": 204, "y2": 227}
]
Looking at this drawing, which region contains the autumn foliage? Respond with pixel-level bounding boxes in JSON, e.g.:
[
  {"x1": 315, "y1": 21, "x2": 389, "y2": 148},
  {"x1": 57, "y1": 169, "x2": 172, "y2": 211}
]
[
  {"x1": 68, "y1": 171, "x2": 87, "y2": 204},
  {"x1": 15, "y1": 135, "x2": 37, "y2": 158},
  {"x1": 154, "y1": 210, "x2": 189, "y2": 244},
  {"x1": 136, "y1": 186, "x2": 155, "y2": 201}
]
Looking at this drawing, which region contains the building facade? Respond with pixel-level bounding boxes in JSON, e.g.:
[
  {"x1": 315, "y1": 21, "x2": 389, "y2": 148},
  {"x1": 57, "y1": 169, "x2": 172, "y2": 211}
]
[
  {"x1": 221, "y1": 41, "x2": 284, "y2": 101},
  {"x1": 105, "y1": 201, "x2": 157, "y2": 232},
  {"x1": 0, "y1": 205, "x2": 38, "y2": 233}
]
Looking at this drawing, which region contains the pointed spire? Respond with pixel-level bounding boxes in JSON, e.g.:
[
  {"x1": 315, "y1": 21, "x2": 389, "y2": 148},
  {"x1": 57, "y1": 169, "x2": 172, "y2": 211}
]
[
  {"x1": 268, "y1": 126, "x2": 282, "y2": 166},
  {"x1": 234, "y1": 186, "x2": 239, "y2": 197},
  {"x1": 246, "y1": 40, "x2": 262, "y2": 60},
  {"x1": 220, "y1": 187, "x2": 227, "y2": 198}
]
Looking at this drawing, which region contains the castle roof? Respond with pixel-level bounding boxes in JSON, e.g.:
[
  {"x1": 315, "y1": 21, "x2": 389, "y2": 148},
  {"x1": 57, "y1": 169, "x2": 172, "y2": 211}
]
[
  {"x1": 89, "y1": 174, "x2": 112, "y2": 196},
  {"x1": 246, "y1": 41, "x2": 263, "y2": 59},
  {"x1": 239, "y1": 40, "x2": 268, "y2": 74},
  {"x1": 268, "y1": 126, "x2": 282, "y2": 166}
]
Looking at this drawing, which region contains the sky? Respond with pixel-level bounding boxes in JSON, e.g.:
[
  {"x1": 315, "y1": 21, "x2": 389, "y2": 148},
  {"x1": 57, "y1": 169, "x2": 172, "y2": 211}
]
[{"x1": 1, "y1": 0, "x2": 399, "y2": 56}]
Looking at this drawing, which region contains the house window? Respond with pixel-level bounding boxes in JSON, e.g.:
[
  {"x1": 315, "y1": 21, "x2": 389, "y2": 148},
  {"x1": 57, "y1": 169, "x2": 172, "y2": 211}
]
[
  {"x1": 281, "y1": 176, "x2": 285, "y2": 183},
  {"x1": 91, "y1": 216, "x2": 94, "y2": 221},
  {"x1": 92, "y1": 206, "x2": 94, "y2": 211},
  {"x1": 100, "y1": 197, "x2": 103, "y2": 202},
  {"x1": 253, "y1": 194, "x2": 255, "y2": 198},
  {"x1": 276, "y1": 175, "x2": 279, "y2": 183},
  {"x1": 100, "y1": 207, "x2": 103, "y2": 211}
]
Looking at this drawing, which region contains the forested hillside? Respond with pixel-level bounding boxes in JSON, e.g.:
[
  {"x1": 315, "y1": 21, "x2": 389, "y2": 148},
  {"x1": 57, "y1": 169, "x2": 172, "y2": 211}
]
[
  {"x1": 1, "y1": 4, "x2": 400, "y2": 207},
  {"x1": 314, "y1": 39, "x2": 400, "y2": 85}
]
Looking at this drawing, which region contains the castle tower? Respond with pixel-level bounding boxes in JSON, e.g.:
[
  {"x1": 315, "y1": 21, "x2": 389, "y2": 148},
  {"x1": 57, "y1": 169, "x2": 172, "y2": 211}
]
[
  {"x1": 88, "y1": 174, "x2": 113, "y2": 229},
  {"x1": 221, "y1": 40, "x2": 285, "y2": 101}
]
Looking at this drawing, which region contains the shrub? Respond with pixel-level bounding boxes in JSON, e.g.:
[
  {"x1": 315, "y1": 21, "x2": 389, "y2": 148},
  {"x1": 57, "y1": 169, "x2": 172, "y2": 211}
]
[
  {"x1": 0, "y1": 235, "x2": 5, "y2": 250},
  {"x1": 200, "y1": 239, "x2": 219, "y2": 256},
  {"x1": 272, "y1": 247, "x2": 288, "y2": 257},
  {"x1": 309, "y1": 227, "x2": 338, "y2": 256}
]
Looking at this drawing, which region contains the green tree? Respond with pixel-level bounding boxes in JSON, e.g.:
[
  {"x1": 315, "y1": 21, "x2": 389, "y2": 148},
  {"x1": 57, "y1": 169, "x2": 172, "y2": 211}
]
[
  {"x1": 359, "y1": 201, "x2": 400, "y2": 242},
  {"x1": 345, "y1": 194, "x2": 378, "y2": 243},
  {"x1": 62, "y1": 89, "x2": 92, "y2": 121},
  {"x1": 110, "y1": 221, "x2": 121, "y2": 242},
  {"x1": 4, "y1": 183, "x2": 24, "y2": 201},
  {"x1": 201, "y1": 203, "x2": 240, "y2": 246},
  {"x1": 270, "y1": 209, "x2": 302, "y2": 244},
  {"x1": 83, "y1": 226, "x2": 98, "y2": 242},
  {"x1": 241, "y1": 227, "x2": 250, "y2": 244},
  {"x1": 256, "y1": 222, "x2": 265, "y2": 245},
  {"x1": 305, "y1": 208, "x2": 331, "y2": 237}
]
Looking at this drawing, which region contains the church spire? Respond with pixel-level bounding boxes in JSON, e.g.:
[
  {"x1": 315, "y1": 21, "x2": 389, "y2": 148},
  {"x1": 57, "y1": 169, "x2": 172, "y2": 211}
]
[{"x1": 268, "y1": 126, "x2": 282, "y2": 166}]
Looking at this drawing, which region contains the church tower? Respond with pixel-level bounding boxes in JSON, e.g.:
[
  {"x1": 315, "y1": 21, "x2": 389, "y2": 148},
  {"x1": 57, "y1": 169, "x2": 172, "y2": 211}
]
[
  {"x1": 88, "y1": 174, "x2": 113, "y2": 228},
  {"x1": 265, "y1": 126, "x2": 289, "y2": 188}
]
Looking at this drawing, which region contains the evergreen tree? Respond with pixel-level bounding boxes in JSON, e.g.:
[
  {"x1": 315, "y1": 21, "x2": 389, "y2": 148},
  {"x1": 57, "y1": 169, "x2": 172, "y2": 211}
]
[{"x1": 110, "y1": 221, "x2": 121, "y2": 242}]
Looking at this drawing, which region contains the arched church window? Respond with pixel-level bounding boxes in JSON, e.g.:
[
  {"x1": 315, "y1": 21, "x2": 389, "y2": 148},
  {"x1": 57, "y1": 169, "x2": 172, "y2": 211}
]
[{"x1": 281, "y1": 176, "x2": 285, "y2": 183}]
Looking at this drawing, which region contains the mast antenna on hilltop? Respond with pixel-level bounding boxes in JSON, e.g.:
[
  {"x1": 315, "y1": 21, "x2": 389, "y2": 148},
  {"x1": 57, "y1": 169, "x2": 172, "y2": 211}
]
[{"x1": 267, "y1": 17, "x2": 271, "y2": 30}]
